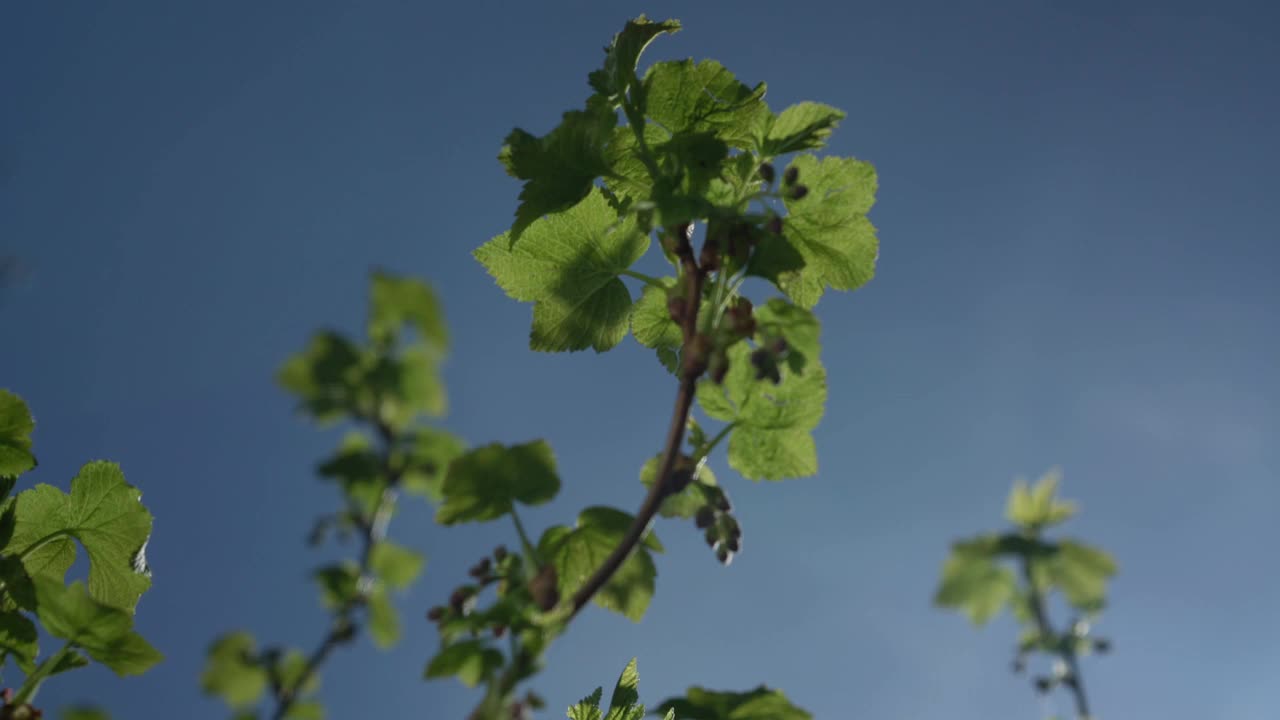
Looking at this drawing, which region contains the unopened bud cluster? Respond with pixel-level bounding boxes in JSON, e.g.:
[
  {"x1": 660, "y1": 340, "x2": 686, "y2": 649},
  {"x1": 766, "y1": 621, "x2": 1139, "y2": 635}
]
[
  {"x1": 426, "y1": 544, "x2": 540, "y2": 641},
  {"x1": 694, "y1": 486, "x2": 741, "y2": 565}
]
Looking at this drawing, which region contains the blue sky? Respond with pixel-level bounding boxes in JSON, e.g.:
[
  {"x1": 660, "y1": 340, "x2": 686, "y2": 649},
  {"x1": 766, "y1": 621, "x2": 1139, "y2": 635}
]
[{"x1": 3, "y1": 1, "x2": 1277, "y2": 718}]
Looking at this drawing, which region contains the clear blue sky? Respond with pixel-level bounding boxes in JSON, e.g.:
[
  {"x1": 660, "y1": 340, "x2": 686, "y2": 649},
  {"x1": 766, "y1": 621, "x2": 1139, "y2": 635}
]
[{"x1": 3, "y1": 2, "x2": 1277, "y2": 718}]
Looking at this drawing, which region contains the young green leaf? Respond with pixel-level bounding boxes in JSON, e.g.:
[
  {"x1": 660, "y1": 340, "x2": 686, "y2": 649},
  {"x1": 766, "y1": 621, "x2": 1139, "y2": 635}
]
[
  {"x1": 8, "y1": 462, "x2": 152, "y2": 612},
  {"x1": 424, "y1": 639, "x2": 504, "y2": 687},
  {"x1": 499, "y1": 105, "x2": 617, "y2": 243},
  {"x1": 474, "y1": 189, "x2": 650, "y2": 352},
  {"x1": 696, "y1": 346, "x2": 827, "y2": 480},
  {"x1": 60, "y1": 708, "x2": 113, "y2": 720},
  {"x1": 283, "y1": 701, "x2": 325, "y2": 720},
  {"x1": 277, "y1": 332, "x2": 367, "y2": 423},
  {"x1": 758, "y1": 102, "x2": 846, "y2": 157},
  {"x1": 0, "y1": 610, "x2": 38, "y2": 673},
  {"x1": 1045, "y1": 540, "x2": 1116, "y2": 611},
  {"x1": 933, "y1": 537, "x2": 1017, "y2": 625},
  {"x1": 605, "y1": 657, "x2": 645, "y2": 720},
  {"x1": 630, "y1": 279, "x2": 682, "y2": 354},
  {"x1": 313, "y1": 562, "x2": 361, "y2": 610},
  {"x1": 398, "y1": 428, "x2": 466, "y2": 501},
  {"x1": 0, "y1": 389, "x2": 36, "y2": 479},
  {"x1": 33, "y1": 578, "x2": 161, "y2": 676},
  {"x1": 642, "y1": 60, "x2": 768, "y2": 150},
  {"x1": 750, "y1": 154, "x2": 878, "y2": 308},
  {"x1": 588, "y1": 16, "x2": 682, "y2": 100},
  {"x1": 201, "y1": 631, "x2": 269, "y2": 709},
  {"x1": 369, "y1": 541, "x2": 424, "y2": 591},
  {"x1": 366, "y1": 586, "x2": 400, "y2": 649},
  {"x1": 437, "y1": 440, "x2": 560, "y2": 525},
  {"x1": 657, "y1": 686, "x2": 813, "y2": 720},
  {"x1": 539, "y1": 507, "x2": 663, "y2": 621},
  {"x1": 568, "y1": 687, "x2": 605, "y2": 720},
  {"x1": 1007, "y1": 468, "x2": 1079, "y2": 530},
  {"x1": 367, "y1": 271, "x2": 448, "y2": 351}
]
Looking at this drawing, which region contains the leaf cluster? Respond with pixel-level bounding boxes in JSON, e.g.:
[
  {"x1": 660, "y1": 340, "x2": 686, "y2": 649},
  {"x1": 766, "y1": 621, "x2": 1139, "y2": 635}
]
[{"x1": 0, "y1": 389, "x2": 160, "y2": 714}]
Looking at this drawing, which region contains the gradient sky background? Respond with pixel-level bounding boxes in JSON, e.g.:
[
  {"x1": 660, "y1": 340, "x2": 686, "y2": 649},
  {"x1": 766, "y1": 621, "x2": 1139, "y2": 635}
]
[{"x1": 3, "y1": 2, "x2": 1278, "y2": 718}]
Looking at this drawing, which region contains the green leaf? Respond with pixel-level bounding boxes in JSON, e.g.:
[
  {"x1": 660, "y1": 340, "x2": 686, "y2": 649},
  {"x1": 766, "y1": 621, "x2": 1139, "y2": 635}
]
[
  {"x1": 642, "y1": 60, "x2": 769, "y2": 150},
  {"x1": 751, "y1": 154, "x2": 878, "y2": 308},
  {"x1": 34, "y1": 579, "x2": 161, "y2": 676},
  {"x1": 696, "y1": 346, "x2": 826, "y2": 480},
  {"x1": 639, "y1": 454, "x2": 717, "y2": 518},
  {"x1": 1006, "y1": 469, "x2": 1078, "y2": 529},
  {"x1": 476, "y1": 189, "x2": 649, "y2": 352},
  {"x1": 657, "y1": 686, "x2": 812, "y2": 720},
  {"x1": 367, "y1": 586, "x2": 400, "y2": 649},
  {"x1": 368, "y1": 271, "x2": 448, "y2": 350},
  {"x1": 588, "y1": 16, "x2": 681, "y2": 100},
  {"x1": 283, "y1": 701, "x2": 325, "y2": 720},
  {"x1": 630, "y1": 279, "x2": 682, "y2": 352},
  {"x1": 369, "y1": 541, "x2": 424, "y2": 590},
  {"x1": 0, "y1": 390, "x2": 36, "y2": 479},
  {"x1": 8, "y1": 462, "x2": 152, "y2": 612},
  {"x1": 753, "y1": 299, "x2": 820, "y2": 375},
  {"x1": 275, "y1": 649, "x2": 320, "y2": 698},
  {"x1": 1046, "y1": 540, "x2": 1116, "y2": 611},
  {"x1": 60, "y1": 707, "x2": 113, "y2": 720},
  {"x1": 313, "y1": 562, "x2": 360, "y2": 610},
  {"x1": 499, "y1": 105, "x2": 618, "y2": 242},
  {"x1": 0, "y1": 610, "x2": 38, "y2": 672},
  {"x1": 759, "y1": 102, "x2": 846, "y2": 157},
  {"x1": 399, "y1": 428, "x2": 466, "y2": 501},
  {"x1": 363, "y1": 345, "x2": 448, "y2": 424},
  {"x1": 424, "y1": 640, "x2": 504, "y2": 687},
  {"x1": 437, "y1": 440, "x2": 560, "y2": 525},
  {"x1": 277, "y1": 332, "x2": 366, "y2": 423},
  {"x1": 606, "y1": 657, "x2": 644, "y2": 720},
  {"x1": 568, "y1": 687, "x2": 604, "y2": 720},
  {"x1": 201, "y1": 631, "x2": 268, "y2": 709},
  {"x1": 933, "y1": 537, "x2": 1016, "y2": 625},
  {"x1": 539, "y1": 507, "x2": 661, "y2": 621},
  {"x1": 0, "y1": 555, "x2": 36, "y2": 611}
]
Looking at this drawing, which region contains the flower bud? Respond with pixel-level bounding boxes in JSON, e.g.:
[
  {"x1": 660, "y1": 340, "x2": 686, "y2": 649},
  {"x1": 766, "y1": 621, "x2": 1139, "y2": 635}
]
[
  {"x1": 783, "y1": 166, "x2": 799, "y2": 185},
  {"x1": 528, "y1": 564, "x2": 560, "y2": 612},
  {"x1": 494, "y1": 545, "x2": 508, "y2": 562},
  {"x1": 683, "y1": 334, "x2": 712, "y2": 377},
  {"x1": 758, "y1": 163, "x2": 775, "y2": 183},
  {"x1": 789, "y1": 184, "x2": 809, "y2": 200},
  {"x1": 493, "y1": 625, "x2": 507, "y2": 638},
  {"x1": 667, "y1": 294, "x2": 688, "y2": 325},
  {"x1": 426, "y1": 606, "x2": 446, "y2": 622},
  {"x1": 695, "y1": 506, "x2": 716, "y2": 529},
  {"x1": 715, "y1": 546, "x2": 734, "y2": 565},
  {"x1": 766, "y1": 216, "x2": 783, "y2": 235},
  {"x1": 704, "y1": 528, "x2": 718, "y2": 547}
]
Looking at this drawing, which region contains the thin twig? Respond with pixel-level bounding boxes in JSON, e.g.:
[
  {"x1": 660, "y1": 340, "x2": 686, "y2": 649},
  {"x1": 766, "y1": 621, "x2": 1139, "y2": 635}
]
[{"x1": 271, "y1": 420, "x2": 403, "y2": 720}]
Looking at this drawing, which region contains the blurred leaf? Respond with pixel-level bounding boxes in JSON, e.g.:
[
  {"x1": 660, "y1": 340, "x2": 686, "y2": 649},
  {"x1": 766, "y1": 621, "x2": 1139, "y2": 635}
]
[
  {"x1": 368, "y1": 271, "x2": 448, "y2": 351},
  {"x1": 0, "y1": 609, "x2": 37, "y2": 672},
  {"x1": 657, "y1": 685, "x2": 812, "y2": 720},
  {"x1": 201, "y1": 631, "x2": 267, "y2": 709},
  {"x1": 369, "y1": 541, "x2": 424, "y2": 591},
  {"x1": 437, "y1": 441, "x2": 560, "y2": 525},
  {"x1": 424, "y1": 640, "x2": 503, "y2": 687},
  {"x1": 367, "y1": 587, "x2": 400, "y2": 649},
  {"x1": 539, "y1": 507, "x2": 661, "y2": 621},
  {"x1": 934, "y1": 537, "x2": 1017, "y2": 625}
]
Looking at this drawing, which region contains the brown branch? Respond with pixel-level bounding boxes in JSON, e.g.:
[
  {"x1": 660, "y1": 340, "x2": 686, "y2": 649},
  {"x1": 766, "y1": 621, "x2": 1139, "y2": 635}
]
[{"x1": 569, "y1": 243, "x2": 705, "y2": 618}]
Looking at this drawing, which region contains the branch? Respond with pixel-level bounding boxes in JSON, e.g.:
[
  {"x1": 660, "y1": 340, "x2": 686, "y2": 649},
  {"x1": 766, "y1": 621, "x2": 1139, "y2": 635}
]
[
  {"x1": 1021, "y1": 558, "x2": 1092, "y2": 720},
  {"x1": 569, "y1": 244, "x2": 705, "y2": 618},
  {"x1": 271, "y1": 421, "x2": 403, "y2": 720}
]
